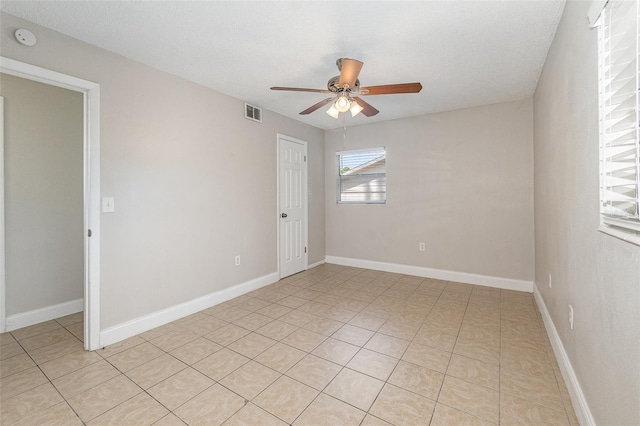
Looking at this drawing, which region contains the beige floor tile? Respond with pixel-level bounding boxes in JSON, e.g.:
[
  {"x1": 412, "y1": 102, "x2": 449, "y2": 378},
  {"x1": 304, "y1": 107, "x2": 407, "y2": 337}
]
[
  {"x1": 174, "y1": 383, "x2": 245, "y2": 425},
  {"x1": 500, "y1": 392, "x2": 569, "y2": 425},
  {"x1": 256, "y1": 304, "x2": 293, "y2": 319},
  {"x1": 227, "y1": 333, "x2": 276, "y2": 358},
  {"x1": 181, "y1": 316, "x2": 228, "y2": 335},
  {"x1": 1, "y1": 341, "x2": 25, "y2": 361},
  {"x1": 458, "y1": 323, "x2": 500, "y2": 345},
  {"x1": 0, "y1": 366, "x2": 48, "y2": 401},
  {"x1": 431, "y1": 403, "x2": 494, "y2": 426},
  {"x1": 87, "y1": 392, "x2": 168, "y2": 425},
  {"x1": 1, "y1": 332, "x2": 17, "y2": 346},
  {"x1": 388, "y1": 360, "x2": 445, "y2": 400},
  {"x1": 501, "y1": 344, "x2": 555, "y2": 381},
  {"x1": 348, "y1": 312, "x2": 387, "y2": 331},
  {"x1": 39, "y1": 349, "x2": 103, "y2": 380},
  {"x1": 279, "y1": 310, "x2": 318, "y2": 327},
  {"x1": 281, "y1": 328, "x2": 327, "y2": 352},
  {"x1": 294, "y1": 393, "x2": 365, "y2": 425},
  {"x1": 151, "y1": 413, "x2": 187, "y2": 426},
  {"x1": 332, "y1": 324, "x2": 375, "y2": 346},
  {"x1": 277, "y1": 296, "x2": 311, "y2": 309},
  {"x1": 52, "y1": 360, "x2": 121, "y2": 399},
  {"x1": 234, "y1": 312, "x2": 275, "y2": 331},
  {"x1": 311, "y1": 338, "x2": 360, "y2": 365},
  {"x1": 1, "y1": 353, "x2": 36, "y2": 379},
  {"x1": 255, "y1": 342, "x2": 306, "y2": 373},
  {"x1": 286, "y1": 354, "x2": 342, "y2": 390},
  {"x1": 106, "y1": 342, "x2": 165, "y2": 372},
  {"x1": 126, "y1": 353, "x2": 187, "y2": 389},
  {"x1": 369, "y1": 383, "x2": 436, "y2": 426},
  {"x1": 209, "y1": 306, "x2": 253, "y2": 323},
  {"x1": 253, "y1": 376, "x2": 319, "y2": 424},
  {"x1": 360, "y1": 414, "x2": 393, "y2": 425},
  {"x1": 55, "y1": 312, "x2": 84, "y2": 328},
  {"x1": 147, "y1": 367, "x2": 214, "y2": 410},
  {"x1": 255, "y1": 320, "x2": 299, "y2": 341},
  {"x1": 193, "y1": 347, "x2": 250, "y2": 381},
  {"x1": 364, "y1": 333, "x2": 410, "y2": 358},
  {"x1": 220, "y1": 361, "x2": 281, "y2": 400},
  {"x1": 378, "y1": 321, "x2": 420, "y2": 341},
  {"x1": 206, "y1": 324, "x2": 252, "y2": 346},
  {"x1": 65, "y1": 323, "x2": 84, "y2": 341},
  {"x1": 12, "y1": 402, "x2": 82, "y2": 426},
  {"x1": 27, "y1": 338, "x2": 84, "y2": 365},
  {"x1": 235, "y1": 297, "x2": 272, "y2": 312},
  {"x1": 66, "y1": 375, "x2": 142, "y2": 422},
  {"x1": 346, "y1": 348, "x2": 398, "y2": 381},
  {"x1": 0, "y1": 382, "x2": 64, "y2": 425},
  {"x1": 223, "y1": 403, "x2": 288, "y2": 425},
  {"x1": 10, "y1": 321, "x2": 61, "y2": 341},
  {"x1": 453, "y1": 337, "x2": 500, "y2": 366},
  {"x1": 149, "y1": 330, "x2": 199, "y2": 352},
  {"x1": 18, "y1": 328, "x2": 76, "y2": 352},
  {"x1": 413, "y1": 327, "x2": 457, "y2": 352},
  {"x1": 303, "y1": 318, "x2": 344, "y2": 336},
  {"x1": 438, "y1": 375, "x2": 499, "y2": 423},
  {"x1": 170, "y1": 336, "x2": 222, "y2": 365},
  {"x1": 500, "y1": 368, "x2": 565, "y2": 412},
  {"x1": 402, "y1": 342, "x2": 451, "y2": 373},
  {"x1": 96, "y1": 336, "x2": 146, "y2": 358},
  {"x1": 324, "y1": 368, "x2": 384, "y2": 411},
  {"x1": 446, "y1": 354, "x2": 499, "y2": 390}
]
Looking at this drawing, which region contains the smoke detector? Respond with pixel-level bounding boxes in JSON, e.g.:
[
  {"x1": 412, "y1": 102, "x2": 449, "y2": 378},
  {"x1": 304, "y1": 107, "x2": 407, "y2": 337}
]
[{"x1": 15, "y1": 29, "x2": 37, "y2": 47}]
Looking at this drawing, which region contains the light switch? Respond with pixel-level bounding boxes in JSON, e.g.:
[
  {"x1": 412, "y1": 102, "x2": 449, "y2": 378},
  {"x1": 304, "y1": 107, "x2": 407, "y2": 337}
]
[{"x1": 102, "y1": 197, "x2": 115, "y2": 213}]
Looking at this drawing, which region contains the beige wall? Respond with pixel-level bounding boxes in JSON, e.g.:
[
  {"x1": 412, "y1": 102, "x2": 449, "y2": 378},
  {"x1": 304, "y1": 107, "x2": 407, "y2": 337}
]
[
  {"x1": 325, "y1": 98, "x2": 534, "y2": 282},
  {"x1": 0, "y1": 13, "x2": 325, "y2": 329},
  {"x1": 533, "y1": 1, "x2": 640, "y2": 424},
  {"x1": 1, "y1": 73, "x2": 83, "y2": 315}
]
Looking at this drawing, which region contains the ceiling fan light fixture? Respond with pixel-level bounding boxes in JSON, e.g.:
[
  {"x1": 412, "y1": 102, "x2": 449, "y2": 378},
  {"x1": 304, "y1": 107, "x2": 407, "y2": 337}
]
[
  {"x1": 326, "y1": 104, "x2": 340, "y2": 119},
  {"x1": 335, "y1": 95, "x2": 351, "y2": 113},
  {"x1": 350, "y1": 101, "x2": 364, "y2": 117}
]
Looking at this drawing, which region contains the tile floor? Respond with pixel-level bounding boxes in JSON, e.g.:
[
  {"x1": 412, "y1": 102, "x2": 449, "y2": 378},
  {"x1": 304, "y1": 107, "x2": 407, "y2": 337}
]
[{"x1": 0, "y1": 264, "x2": 579, "y2": 425}]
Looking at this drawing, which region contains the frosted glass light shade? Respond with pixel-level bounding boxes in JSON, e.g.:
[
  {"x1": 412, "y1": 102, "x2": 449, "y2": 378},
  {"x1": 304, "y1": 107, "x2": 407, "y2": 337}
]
[
  {"x1": 326, "y1": 105, "x2": 339, "y2": 119},
  {"x1": 335, "y1": 95, "x2": 351, "y2": 112},
  {"x1": 350, "y1": 101, "x2": 364, "y2": 117}
]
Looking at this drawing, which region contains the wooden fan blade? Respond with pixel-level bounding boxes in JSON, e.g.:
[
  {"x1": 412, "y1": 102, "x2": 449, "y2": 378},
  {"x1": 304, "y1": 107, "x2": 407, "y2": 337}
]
[
  {"x1": 359, "y1": 82, "x2": 422, "y2": 95},
  {"x1": 337, "y1": 58, "x2": 364, "y2": 89},
  {"x1": 300, "y1": 98, "x2": 334, "y2": 115},
  {"x1": 271, "y1": 87, "x2": 332, "y2": 94},
  {"x1": 353, "y1": 97, "x2": 379, "y2": 117}
]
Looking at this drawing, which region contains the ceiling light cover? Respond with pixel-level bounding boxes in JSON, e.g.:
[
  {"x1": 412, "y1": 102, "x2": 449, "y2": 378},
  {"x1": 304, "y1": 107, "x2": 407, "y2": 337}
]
[
  {"x1": 350, "y1": 101, "x2": 364, "y2": 117},
  {"x1": 335, "y1": 95, "x2": 351, "y2": 112},
  {"x1": 326, "y1": 105, "x2": 339, "y2": 119}
]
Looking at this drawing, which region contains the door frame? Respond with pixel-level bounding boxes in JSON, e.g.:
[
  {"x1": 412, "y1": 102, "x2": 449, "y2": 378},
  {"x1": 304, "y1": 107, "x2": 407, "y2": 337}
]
[
  {"x1": 276, "y1": 133, "x2": 308, "y2": 279},
  {"x1": 0, "y1": 57, "x2": 101, "y2": 351}
]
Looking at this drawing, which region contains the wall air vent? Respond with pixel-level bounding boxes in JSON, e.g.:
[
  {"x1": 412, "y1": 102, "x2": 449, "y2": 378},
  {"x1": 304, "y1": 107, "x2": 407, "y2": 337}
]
[{"x1": 244, "y1": 102, "x2": 262, "y2": 123}]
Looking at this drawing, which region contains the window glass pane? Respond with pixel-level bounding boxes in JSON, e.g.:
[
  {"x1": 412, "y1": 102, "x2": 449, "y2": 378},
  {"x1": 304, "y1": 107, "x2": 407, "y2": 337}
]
[{"x1": 337, "y1": 148, "x2": 386, "y2": 204}]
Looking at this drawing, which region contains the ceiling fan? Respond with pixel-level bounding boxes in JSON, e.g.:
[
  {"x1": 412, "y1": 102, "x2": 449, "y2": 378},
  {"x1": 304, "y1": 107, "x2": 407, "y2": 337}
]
[{"x1": 271, "y1": 58, "x2": 422, "y2": 119}]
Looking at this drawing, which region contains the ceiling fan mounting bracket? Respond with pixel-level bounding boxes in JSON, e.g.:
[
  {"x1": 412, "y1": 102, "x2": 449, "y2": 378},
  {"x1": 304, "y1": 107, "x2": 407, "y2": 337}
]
[{"x1": 327, "y1": 76, "x2": 360, "y2": 93}]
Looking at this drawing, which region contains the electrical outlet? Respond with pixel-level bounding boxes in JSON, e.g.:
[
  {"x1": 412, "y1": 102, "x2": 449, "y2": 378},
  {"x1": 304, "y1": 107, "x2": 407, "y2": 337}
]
[
  {"x1": 419, "y1": 242, "x2": 426, "y2": 251},
  {"x1": 549, "y1": 272, "x2": 552, "y2": 289},
  {"x1": 569, "y1": 304, "x2": 574, "y2": 330},
  {"x1": 234, "y1": 255, "x2": 241, "y2": 267}
]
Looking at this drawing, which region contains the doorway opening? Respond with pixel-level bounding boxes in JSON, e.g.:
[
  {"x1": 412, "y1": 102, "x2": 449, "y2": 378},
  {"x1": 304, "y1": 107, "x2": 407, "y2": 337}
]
[{"x1": 0, "y1": 57, "x2": 101, "y2": 351}]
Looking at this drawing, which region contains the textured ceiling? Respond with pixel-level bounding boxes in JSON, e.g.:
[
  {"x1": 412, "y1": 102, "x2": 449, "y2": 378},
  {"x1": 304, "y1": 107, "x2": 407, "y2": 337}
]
[{"x1": 1, "y1": 1, "x2": 566, "y2": 130}]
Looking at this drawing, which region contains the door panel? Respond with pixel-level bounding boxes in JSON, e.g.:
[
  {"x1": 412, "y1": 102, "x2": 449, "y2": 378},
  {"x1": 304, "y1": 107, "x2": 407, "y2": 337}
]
[{"x1": 279, "y1": 136, "x2": 307, "y2": 278}]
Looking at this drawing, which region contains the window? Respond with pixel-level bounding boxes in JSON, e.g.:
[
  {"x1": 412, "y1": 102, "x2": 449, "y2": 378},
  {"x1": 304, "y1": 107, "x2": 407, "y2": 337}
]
[
  {"x1": 597, "y1": 0, "x2": 640, "y2": 241},
  {"x1": 337, "y1": 147, "x2": 386, "y2": 204}
]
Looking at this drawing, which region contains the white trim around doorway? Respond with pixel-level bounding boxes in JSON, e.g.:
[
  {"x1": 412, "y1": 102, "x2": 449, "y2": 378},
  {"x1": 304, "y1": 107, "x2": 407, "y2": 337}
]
[{"x1": 0, "y1": 57, "x2": 101, "y2": 351}]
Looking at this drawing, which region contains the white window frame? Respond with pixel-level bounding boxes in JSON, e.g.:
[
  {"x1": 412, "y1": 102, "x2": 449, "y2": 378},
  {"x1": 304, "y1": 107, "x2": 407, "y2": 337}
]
[
  {"x1": 596, "y1": 0, "x2": 640, "y2": 246},
  {"x1": 336, "y1": 147, "x2": 386, "y2": 205}
]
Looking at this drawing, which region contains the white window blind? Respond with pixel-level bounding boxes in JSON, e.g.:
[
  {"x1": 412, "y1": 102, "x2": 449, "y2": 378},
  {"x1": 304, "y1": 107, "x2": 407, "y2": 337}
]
[
  {"x1": 599, "y1": 0, "x2": 640, "y2": 233},
  {"x1": 337, "y1": 147, "x2": 386, "y2": 204}
]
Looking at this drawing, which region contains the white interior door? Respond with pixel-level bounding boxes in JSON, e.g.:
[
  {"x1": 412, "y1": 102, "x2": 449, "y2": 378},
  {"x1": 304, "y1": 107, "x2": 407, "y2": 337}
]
[{"x1": 278, "y1": 134, "x2": 307, "y2": 278}]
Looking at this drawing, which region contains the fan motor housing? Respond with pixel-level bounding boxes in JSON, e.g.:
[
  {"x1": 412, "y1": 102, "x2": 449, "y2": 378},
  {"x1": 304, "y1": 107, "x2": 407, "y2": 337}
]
[{"x1": 328, "y1": 76, "x2": 360, "y2": 92}]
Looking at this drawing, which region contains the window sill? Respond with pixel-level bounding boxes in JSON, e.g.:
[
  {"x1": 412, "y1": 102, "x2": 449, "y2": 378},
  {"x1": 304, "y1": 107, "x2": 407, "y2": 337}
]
[{"x1": 598, "y1": 225, "x2": 640, "y2": 247}]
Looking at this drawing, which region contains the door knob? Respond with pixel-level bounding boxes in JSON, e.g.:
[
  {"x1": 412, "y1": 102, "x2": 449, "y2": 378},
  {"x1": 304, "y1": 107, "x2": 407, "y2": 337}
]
[{"x1": 281, "y1": 213, "x2": 287, "y2": 218}]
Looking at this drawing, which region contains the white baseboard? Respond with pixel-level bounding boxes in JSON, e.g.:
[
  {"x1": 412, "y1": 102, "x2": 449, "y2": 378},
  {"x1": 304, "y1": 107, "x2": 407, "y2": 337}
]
[
  {"x1": 6, "y1": 298, "x2": 83, "y2": 332},
  {"x1": 533, "y1": 283, "x2": 595, "y2": 426},
  {"x1": 325, "y1": 256, "x2": 533, "y2": 292},
  {"x1": 308, "y1": 259, "x2": 326, "y2": 269},
  {"x1": 99, "y1": 272, "x2": 279, "y2": 348}
]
